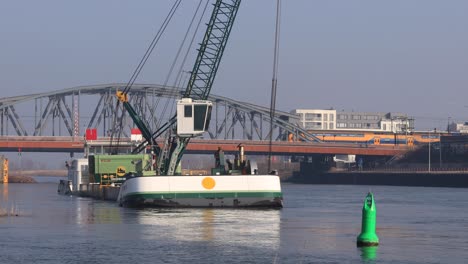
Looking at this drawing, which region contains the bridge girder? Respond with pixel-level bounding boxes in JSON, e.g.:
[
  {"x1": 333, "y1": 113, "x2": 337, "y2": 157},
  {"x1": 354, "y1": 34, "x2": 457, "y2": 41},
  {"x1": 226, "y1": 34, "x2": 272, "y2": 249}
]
[{"x1": 0, "y1": 83, "x2": 320, "y2": 142}]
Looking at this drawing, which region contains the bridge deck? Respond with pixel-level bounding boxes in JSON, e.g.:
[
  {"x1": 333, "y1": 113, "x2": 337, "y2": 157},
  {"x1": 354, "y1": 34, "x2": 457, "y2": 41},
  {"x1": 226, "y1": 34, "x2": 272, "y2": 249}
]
[{"x1": 0, "y1": 136, "x2": 411, "y2": 156}]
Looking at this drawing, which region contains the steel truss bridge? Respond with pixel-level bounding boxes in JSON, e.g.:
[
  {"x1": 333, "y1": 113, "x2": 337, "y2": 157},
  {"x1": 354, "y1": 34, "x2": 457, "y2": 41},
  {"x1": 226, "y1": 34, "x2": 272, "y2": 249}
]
[
  {"x1": 0, "y1": 83, "x2": 319, "y2": 142},
  {"x1": 0, "y1": 84, "x2": 411, "y2": 157}
]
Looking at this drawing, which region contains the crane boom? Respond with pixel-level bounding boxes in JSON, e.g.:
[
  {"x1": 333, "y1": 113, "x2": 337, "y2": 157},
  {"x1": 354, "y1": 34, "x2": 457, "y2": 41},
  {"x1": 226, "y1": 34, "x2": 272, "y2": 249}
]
[
  {"x1": 184, "y1": 0, "x2": 241, "y2": 100},
  {"x1": 116, "y1": 91, "x2": 157, "y2": 147}
]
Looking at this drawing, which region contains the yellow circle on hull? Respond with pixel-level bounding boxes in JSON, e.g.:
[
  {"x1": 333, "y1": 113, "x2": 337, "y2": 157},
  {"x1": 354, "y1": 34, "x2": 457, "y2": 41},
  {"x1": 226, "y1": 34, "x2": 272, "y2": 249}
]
[{"x1": 202, "y1": 177, "x2": 216, "y2": 189}]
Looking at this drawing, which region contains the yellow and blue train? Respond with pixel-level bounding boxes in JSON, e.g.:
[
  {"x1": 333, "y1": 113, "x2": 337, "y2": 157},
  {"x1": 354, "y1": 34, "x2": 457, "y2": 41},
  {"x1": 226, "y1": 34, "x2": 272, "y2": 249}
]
[{"x1": 290, "y1": 130, "x2": 443, "y2": 146}]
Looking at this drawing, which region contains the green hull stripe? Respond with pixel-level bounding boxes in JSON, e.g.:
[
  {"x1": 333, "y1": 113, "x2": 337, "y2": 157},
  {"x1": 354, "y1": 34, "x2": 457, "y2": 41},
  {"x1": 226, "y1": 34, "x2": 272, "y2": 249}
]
[{"x1": 124, "y1": 191, "x2": 283, "y2": 199}]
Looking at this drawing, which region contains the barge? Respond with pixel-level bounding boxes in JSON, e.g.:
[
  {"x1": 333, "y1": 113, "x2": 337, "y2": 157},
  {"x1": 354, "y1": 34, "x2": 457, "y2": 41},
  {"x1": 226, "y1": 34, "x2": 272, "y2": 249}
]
[{"x1": 59, "y1": 144, "x2": 283, "y2": 208}]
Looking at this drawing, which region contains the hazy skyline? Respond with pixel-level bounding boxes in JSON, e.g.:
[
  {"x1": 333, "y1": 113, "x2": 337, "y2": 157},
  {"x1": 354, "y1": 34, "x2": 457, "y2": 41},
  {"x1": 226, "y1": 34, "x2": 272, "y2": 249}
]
[{"x1": 1, "y1": 0, "x2": 467, "y2": 131}]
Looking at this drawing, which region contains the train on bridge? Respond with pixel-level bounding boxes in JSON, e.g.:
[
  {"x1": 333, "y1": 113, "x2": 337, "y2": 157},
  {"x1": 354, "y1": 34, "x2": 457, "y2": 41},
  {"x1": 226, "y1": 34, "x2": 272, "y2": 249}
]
[{"x1": 289, "y1": 129, "x2": 445, "y2": 146}]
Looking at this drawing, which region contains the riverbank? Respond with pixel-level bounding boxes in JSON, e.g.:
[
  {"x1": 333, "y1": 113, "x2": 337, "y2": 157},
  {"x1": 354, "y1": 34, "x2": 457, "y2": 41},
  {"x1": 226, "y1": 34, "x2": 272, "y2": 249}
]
[
  {"x1": 9, "y1": 170, "x2": 67, "y2": 177},
  {"x1": 3, "y1": 170, "x2": 67, "y2": 183},
  {"x1": 7, "y1": 175, "x2": 36, "y2": 183},
  {"x1": 291, "y1": 161, "x2": 468, "y2": 187},
  {"x1": 291, "y1": 170, "x2": 468, "y2": 188}
]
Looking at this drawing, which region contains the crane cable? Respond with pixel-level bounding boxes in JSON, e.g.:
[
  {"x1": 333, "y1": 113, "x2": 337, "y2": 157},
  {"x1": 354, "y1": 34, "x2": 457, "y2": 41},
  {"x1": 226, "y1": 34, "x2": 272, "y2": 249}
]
[
  {"x1": 154, "y1": 0, "x2": 210, "y2": 169},
  {"x1": 151, "y1": 0, "x2": 210, "y2": 133},
  {"x1": 123, "y1": 0, "x2": 182, "y2": 94},
  {"x1": 130, "y1": 1, "x2": 210, "y2": 155},
  {"x1": 268, "y1": 0, "x2": 282, "y2": 173},
  {"x1": 131, "y1": 0, "x2": 209, "y2": 155},
  {"x1": 110, "y1": 0, "x2": 182, "y2": 153}
]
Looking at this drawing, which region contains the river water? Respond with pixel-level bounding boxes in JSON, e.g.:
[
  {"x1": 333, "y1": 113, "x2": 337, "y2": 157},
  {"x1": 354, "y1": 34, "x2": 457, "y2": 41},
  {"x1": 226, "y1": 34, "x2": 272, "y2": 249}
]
[{"x1": 1, "y1": 180, "x2": 468, "y2": 263}]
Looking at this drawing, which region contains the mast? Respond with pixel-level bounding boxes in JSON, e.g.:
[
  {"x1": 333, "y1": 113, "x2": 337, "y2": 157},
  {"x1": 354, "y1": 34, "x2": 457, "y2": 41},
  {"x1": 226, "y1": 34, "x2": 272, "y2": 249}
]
[{"x1": 268, "y1": 0, "x2": 281, "y2": 173}]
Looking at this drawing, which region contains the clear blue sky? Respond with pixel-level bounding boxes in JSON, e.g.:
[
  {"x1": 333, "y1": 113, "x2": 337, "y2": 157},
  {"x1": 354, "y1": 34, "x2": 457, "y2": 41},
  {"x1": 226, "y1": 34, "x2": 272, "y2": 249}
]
[{"x1": 1, "y1": 0, "x2": 467, "y2": 130}]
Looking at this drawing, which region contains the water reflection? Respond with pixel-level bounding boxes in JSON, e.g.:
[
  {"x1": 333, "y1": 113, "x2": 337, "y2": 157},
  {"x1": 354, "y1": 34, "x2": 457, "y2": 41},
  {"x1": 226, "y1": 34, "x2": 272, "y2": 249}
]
[
  {"x1": 3, "y1": 183, "x2": 468, "y2": 263},
  {"x1": 135, "y1": 208, "x2": 281, "y2": 249},
  {"x1": 75, "y1": 199, "x2": 123, "y2": 225},
  {"x1": 201, "y1": 209, "x2": 214, "y2": 241},
  {"x1": 2, "y1": 183, "x2": 7, "y2": 203},
  {"x1": 71, "y1": 197, "x2": 281, "y2": 252},
  {"x1": 358, "y1": 246, "x2": 378, "y2": 262},
  {"x1": 0, "y1": 184, "x2": 8, "y2": 218}
]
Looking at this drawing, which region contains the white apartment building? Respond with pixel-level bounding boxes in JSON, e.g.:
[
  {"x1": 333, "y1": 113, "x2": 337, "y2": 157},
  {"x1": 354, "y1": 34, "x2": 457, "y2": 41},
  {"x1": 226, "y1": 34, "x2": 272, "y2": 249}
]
[
  {"x1": 292, "y1": 109, "x2": 413, "y2": 133},
  {"x1": 455, "y1": 122, "x2": 468, "y2": 133},
  {"x1": 292, "y1": 109, "x2": 336, "y2": 130}
]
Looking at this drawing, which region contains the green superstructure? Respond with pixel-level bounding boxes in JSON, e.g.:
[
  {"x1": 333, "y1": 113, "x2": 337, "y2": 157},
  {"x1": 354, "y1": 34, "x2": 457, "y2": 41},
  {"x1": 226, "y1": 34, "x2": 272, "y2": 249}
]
[{"x1": 88, "y1": 154, "x2": 153, "y2": 185}]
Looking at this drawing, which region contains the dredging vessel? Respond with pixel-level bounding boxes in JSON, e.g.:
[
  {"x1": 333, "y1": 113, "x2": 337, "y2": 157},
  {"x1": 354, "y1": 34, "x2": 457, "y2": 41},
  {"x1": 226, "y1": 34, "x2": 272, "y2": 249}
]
[
  {"x1": 116, "y1": 143, "x2": 282, "y2": 208},
  {"x1": 59, "y1": 140, "x2": 282, "y2": 208},
  {"x1": 59, "y1": 0, "x2": 283, "y2": 208}
]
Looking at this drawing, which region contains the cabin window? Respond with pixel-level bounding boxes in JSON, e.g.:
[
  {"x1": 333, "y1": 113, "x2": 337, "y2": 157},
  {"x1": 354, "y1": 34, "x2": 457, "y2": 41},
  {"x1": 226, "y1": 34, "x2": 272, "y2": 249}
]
[
  {"x1": 184, "y1": 105, "x2": 192, "y2": 117},
  {"x1": 194, "y1": 105, "x2": 208, "y2": 131},
  {"x1": 204, "y1": 105, "x2": 212, "y2": 130}
]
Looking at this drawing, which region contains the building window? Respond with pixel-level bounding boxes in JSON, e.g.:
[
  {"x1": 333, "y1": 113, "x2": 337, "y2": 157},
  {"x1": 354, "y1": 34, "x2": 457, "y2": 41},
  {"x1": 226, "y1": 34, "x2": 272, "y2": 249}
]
[
  {"x1": 305, "y1": 113, "x2": 322, "y2": 121},
  {"x1": 352, "y1": 115, "x2": 361, "y2": 120},
  {"x1": 304, "y1": 122, "x2": 322, "y2": 129},
  {"x1": 330, "y1": 114, "x2": 334, "y2": 121}
]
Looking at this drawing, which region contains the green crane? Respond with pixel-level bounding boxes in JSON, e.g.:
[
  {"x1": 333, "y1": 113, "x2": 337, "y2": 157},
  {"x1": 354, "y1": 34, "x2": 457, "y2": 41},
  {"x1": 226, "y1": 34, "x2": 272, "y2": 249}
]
[{"x1": 117, "y1": 0, "x2": 241, "y2": 175}]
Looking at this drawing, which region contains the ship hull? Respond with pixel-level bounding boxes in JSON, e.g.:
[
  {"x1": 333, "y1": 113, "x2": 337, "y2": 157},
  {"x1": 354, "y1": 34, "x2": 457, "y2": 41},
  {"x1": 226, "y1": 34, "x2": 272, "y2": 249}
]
[{"x1": 117, "y1": 175, "x2": 283, "y2": 208}]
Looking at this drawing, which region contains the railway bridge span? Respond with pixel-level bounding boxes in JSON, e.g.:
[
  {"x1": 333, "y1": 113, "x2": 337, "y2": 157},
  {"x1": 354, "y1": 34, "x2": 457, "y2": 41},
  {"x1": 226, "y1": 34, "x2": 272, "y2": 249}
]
[{"x1": 0, "y1": 84, "x2": 413, "y2": 158}]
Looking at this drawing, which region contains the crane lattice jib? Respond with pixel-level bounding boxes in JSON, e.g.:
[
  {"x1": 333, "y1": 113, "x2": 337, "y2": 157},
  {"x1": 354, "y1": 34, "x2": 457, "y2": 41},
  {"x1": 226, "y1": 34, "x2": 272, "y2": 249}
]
[{"x1": 184, "y1": 0, "x2": 241, "y2": 100}]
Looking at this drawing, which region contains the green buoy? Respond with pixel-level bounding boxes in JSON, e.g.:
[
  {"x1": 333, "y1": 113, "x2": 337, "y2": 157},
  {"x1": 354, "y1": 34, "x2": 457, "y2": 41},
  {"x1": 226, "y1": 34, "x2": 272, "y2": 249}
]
[{"x1": 357, "y1": 192, "x2": 379, "y2": 247}]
